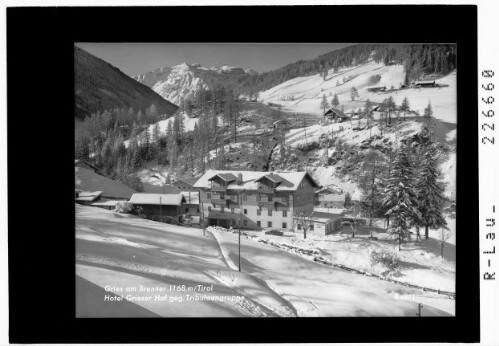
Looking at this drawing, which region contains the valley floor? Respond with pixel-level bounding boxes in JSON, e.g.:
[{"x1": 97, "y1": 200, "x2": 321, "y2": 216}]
[{"x1": 76, "y1": 204, "x2": 454, "y2": 317}]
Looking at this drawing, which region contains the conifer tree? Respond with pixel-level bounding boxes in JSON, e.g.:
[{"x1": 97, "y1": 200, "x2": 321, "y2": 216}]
[
  {"x1": 350, "y1": 87, "x2": 359, "y2": 101},
  {"x1": 415, "y1": 143, "x2": 448, "y2": 239},
  {"x1": 382, "y1": 146, "x2": 421, "y2": 250},
  {"x1": 359, "y1": 150, "x2": 384, "y2": 238},
  {"x1": 400, "y1": 97, "x2": 410, "y2": 121},
  {"x1": 320, "y1": 94, "x2": 329, "y2": 114},
  {"x1": 332, "y1": 94, "x2": 339, "y2": 107}
]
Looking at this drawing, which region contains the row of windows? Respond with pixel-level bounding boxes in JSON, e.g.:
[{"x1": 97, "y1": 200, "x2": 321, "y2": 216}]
[
  {"x1": 207, "y1": 206, "x2": 287, "y2": 217},
  {"x1": 223, "y1": 220, "x2": 288, "y2": 229},
  {"x1": 206, "y1": 192, "x2": 288, "y2": 204},
  {"x1": 256, "y1": 221, "x2": 287, "y2": 229}
]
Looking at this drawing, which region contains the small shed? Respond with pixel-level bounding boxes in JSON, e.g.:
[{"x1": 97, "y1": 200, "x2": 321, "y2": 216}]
[
  {"x1": 129, "y1": 193, "x2": 186, "y2": 220},
  {"x1": 307, "y1": 212, "x2": 343, "y2": 236}
]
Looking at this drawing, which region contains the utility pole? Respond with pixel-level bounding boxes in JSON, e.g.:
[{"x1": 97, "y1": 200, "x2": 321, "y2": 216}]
[
  {"x1": 416, "y1": 302, "x2": 423, "y2": 317},
  {"x1": 238, "y1": 190, "x2": 242, "y2": 272},
  {"x1": 159, "y1": 196, "x2": 162, "y2": 223}
]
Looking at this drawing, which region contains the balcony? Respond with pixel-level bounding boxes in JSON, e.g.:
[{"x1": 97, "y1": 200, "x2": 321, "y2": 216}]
[
  {"x1": 258, "y1": 186, "x2": 275, "y2": 194},
  {"x1": 257, "y1": 201, "x2": 275, "y2": 208},
  {"x1": 211, "y1": 186, "x2": 227, "y2": 193}
]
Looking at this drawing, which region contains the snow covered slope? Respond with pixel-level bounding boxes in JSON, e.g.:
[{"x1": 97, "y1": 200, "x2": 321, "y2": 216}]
[
  {"x1": 134, "y1": 62, "x2": 255, "y2": 105},
  {"x1": 76, "y1": 205, "x2": 452, "y2": 317},
  {"x1": 259, "y1": 61, "x2": 457, "y2": 124}
]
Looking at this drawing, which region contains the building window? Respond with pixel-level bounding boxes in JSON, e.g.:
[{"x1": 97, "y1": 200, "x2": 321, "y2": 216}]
[
  {"x1": 197, "y1": 208, "x2": 200, "y2": 213},
  {"x1": 267, "y1": 221, "x2": 272, "y2": 228},
  {"x1": 207, "y1": 193, "x2": 211, "y2": 199},
  {"x1": 282, "y1": 196, "x2": 288, "y2": 205},
  {"x1": 283, "y1": 210, "x2": 287, "y2": 217},
  {"x1": 297, "y1": 223, "x2": 302, "y2": 230},
  {"x1": 243, "y1": 220, "x2": 247, "y2": 226},
  {"x1": 221, "y1": 207, "x2": 225, "y2": 213},
  {"x1": 208, "y1": 206, "x2": 211, "y2": 212},
  {"x1": 257, "y1": 221, "x2": 261, "y2": 227},
  {"x1": 185, "y1": 208, "x2": 189, "y2": 213},
  {"x1": 268, "y1": 210, "x2": 272, "y2": 216},
  {"x1": 257, "y1": 209, "x2": 261, "y2": 216},
  {"x1": 268, "y1": 195, "x2": 273, "y2": 202},
  {"x1": 244, "y1": 209, "x2": 247, "y2": 215},
  {"x1": 282, "y1": 222, "x2": 287, "y2": 229},
  {"x1": 220, "y1": 193, "x2": 225, "y2": 199}
]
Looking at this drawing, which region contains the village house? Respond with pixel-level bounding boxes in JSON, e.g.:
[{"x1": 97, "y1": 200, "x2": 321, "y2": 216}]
[
  {"x1": 173, "y1": 177, "x2": 199, "y2": 193},
  {"x1": 194, "y1": 170, "x2": 319, "y2": 230},
  {"x1": 129, "y1": 193, "x2": 186, "y2": 222},
  {"x1": 180, "y1": 191, "x2": 201, "y2": 224}
]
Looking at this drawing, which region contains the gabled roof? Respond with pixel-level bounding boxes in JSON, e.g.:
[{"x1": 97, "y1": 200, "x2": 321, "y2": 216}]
[
  {"x1": 255, "y1": 173, "x2": 284, "y2": 184},
  {"x1": 207, "y1": 173, "x2": 238, "y2": 182},
  {"x1": 129, "y1": 193, "x2": 185, "y2": 206},
  {"x1": 92, "y1": 200, "x2": 127, "y2": 207},
  {"x1": 324, "y1": 108, "x2": 345, "y2": 117},
  {"x1": 194, "y1": 170, "x2": 320, "y2": 191}
]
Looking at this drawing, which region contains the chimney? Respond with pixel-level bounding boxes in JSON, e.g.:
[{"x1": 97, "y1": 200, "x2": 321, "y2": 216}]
[{"x1": 237, "y1": 173, "x2": 243, "y2": 185}]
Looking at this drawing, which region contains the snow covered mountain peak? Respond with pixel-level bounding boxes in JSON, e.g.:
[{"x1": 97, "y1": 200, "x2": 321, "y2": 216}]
[{"x1": 133, "y1": 61, "x2": 255, "y2": 105}]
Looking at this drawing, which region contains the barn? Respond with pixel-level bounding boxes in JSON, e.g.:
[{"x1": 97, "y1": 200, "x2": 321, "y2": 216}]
[
  {"x1": 129, "y1": 193, "x2": 186, "y2": 221},
  {"x1": 414, "y1": 80, "x2": 436, "y2": 88},
  {"x1": 367, "y1": 86, "x2": 387, "y2": 92}
]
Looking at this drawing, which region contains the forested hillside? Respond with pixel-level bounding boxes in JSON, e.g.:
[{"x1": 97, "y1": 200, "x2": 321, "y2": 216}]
[
  {"x1": 74, "y1": 46, "x2": 178, "y2": 120},
  {"x1": 236, "y1": 44, "x2": 457, "y2": 97}
]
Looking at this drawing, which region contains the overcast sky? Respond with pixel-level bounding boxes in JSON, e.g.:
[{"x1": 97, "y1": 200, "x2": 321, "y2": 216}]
[{"x1": 76, "y1": 43, "x2": 352, "y2": 76}]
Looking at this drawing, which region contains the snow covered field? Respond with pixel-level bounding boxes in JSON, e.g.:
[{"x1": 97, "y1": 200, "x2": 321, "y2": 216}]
[
  {"x1": 76, "y1": 204, "x2": 454, "y2": 317},
  {"x1": 259, "y1": 61, "x2": 456, "y2": 124}
]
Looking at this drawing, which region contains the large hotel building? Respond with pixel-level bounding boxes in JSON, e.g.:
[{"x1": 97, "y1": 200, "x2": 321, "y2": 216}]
[{"x1": 193, "y1": 170, "x2": 319, "y2": 230}]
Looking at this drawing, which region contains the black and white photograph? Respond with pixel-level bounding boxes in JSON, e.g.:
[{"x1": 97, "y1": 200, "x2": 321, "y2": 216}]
[{"x1": 74, "y1": 42, "x2": 458, "y2": 318}]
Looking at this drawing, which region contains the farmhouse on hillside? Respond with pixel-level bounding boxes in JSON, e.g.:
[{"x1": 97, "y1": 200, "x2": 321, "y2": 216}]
[
  {"x1": 194, "y1": 170, "x2": 319, "y2": 230},
  {"x1": 323, "y1": 108, "x2": 348, "y2": 122},
  {"x1": 129, "y1": 193, "x2": 186, "y2": 222}
]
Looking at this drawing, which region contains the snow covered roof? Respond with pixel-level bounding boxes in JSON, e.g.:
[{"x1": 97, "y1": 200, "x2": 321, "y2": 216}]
[
  {"x1": 129, "y1": 193, "x2": 185, "y2": 206},
  {"x1": 175, "y1": 177, "x2": 199, "y2": 186},
  {"x1": 75, "y1": 191, "x2": 103, "y2": 202},
  {"x1": 208, "y1": 173, "x2": 238, "y2": 182},
  {"x1": 194, "y1": 170, "x2": 319, "y2": 191}
]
